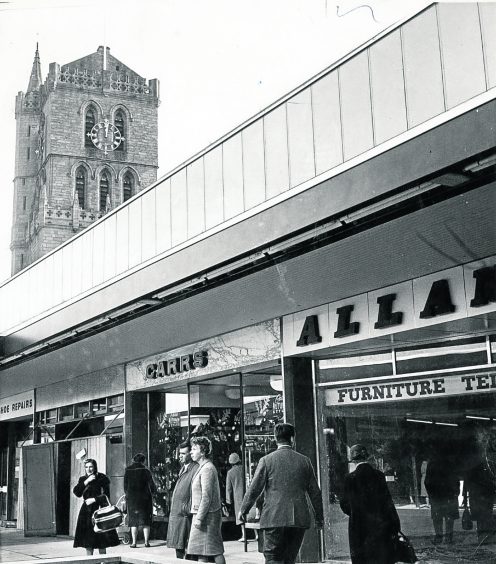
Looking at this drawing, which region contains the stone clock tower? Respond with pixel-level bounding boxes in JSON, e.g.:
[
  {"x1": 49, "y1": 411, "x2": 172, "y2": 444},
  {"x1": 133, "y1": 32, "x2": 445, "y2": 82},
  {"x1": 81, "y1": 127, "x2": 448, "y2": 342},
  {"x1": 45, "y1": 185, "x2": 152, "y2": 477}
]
[{"x1": 10, "y1": 45, "x2": 159, "y2": 275}]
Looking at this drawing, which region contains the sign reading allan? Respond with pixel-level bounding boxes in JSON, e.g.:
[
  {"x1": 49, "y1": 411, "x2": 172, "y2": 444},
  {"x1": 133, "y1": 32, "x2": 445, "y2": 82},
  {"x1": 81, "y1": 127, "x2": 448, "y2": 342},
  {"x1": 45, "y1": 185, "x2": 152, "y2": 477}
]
[
  {"x1": 0, "y1": 390, "x2": 34, "y2": 421},
  {"x1": 284, "y1": 258, "x2": 496, "y2": 354},
  {"x1": 326, "y1": 373, "x2": 496, "y2": 406},
  {"x1": 146, "y1": 350, "x2": 208, "y2": 379}
]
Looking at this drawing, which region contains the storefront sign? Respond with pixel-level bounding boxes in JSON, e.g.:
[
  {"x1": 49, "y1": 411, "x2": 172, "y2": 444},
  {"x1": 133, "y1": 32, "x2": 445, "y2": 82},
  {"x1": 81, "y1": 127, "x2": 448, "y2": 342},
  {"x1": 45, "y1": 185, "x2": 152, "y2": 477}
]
[
  {"x1": 146, "y1": 350, "x2": 209, "y2": 379},
  {"x1": 126, "y1": 320, "x2": 281, "y2": 391},
  {"x1": 0, "y1": 390, "x2": 34, "y2": 421},
  {"x1": 326, "y1": 373, "x2": 496, "y2": 406},
  {"x1": 283, "y1": 256, "x2": 496, "y2": 355}
]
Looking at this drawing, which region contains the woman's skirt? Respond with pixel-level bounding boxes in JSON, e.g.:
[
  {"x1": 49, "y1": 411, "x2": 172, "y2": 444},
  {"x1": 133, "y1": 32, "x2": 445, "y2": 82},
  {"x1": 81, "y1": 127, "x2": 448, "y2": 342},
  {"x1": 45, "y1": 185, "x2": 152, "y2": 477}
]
[{"x1": 187, "y1": 510, "x2": 224, "y2": 556}]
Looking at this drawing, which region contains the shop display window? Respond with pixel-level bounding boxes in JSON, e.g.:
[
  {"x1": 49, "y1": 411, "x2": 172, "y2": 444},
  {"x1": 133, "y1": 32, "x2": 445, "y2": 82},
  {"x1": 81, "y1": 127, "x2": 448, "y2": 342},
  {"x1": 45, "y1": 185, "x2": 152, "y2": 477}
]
[
  {"x1": 108, "y1": 394, "x2": 124, "y2": 413},
  {"x1": 91, "y1": 397, "x2": 107, "y2": 415},
  {"x1": 58, "y1": 405, "x2": 74, "y2": 421},
  {"x1": 316, "y1": 338, "x2": 496, "y2": 563},
  {"x1": 74, "y1": 401, "x2": 90, "y2": 419},
  {"x1": 147, "y1": 367, "x2": 282, "y2": 528}
]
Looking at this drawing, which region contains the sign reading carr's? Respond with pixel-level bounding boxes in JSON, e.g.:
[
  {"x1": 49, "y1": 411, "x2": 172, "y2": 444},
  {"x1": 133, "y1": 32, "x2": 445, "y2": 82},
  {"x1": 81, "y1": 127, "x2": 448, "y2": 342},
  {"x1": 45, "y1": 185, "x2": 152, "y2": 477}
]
[{"x1": 146, "y1": 350, "x2": 208, "y2": 379}]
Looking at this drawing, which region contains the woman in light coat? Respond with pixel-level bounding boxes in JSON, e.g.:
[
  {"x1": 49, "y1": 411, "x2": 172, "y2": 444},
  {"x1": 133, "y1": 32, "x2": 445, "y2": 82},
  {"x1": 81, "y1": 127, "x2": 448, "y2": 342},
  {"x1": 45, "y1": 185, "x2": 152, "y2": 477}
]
[{"x1": 187, "y1": 436, "x2": 225, "y2": 564}]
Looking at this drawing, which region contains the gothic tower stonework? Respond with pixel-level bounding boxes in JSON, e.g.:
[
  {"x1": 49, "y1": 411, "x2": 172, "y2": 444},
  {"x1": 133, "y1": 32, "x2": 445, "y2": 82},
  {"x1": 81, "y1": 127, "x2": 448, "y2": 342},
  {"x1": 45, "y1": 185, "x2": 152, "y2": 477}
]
[{"x1": 10, "y1": 46, "x2": 159, "y2": 275}]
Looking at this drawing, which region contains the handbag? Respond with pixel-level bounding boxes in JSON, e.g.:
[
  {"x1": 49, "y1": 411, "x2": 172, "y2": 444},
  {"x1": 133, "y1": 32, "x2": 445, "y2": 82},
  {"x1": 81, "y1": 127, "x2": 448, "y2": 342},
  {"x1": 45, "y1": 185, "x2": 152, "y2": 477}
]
[
  {"x1": 392, "y1": 530, "x2": 417, "y2": 563},
  {"x1": 92, "y1": 495, "x2": 125, "y2": 533},
  {"x1": 462, "y1": 507, "x2": 473, "y2": 531}
]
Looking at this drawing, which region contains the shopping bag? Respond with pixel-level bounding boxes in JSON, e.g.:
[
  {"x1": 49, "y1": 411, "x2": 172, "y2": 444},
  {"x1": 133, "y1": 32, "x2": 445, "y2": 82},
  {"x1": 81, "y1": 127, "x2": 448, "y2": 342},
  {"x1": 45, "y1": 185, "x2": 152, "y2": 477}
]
[
  {"x1": 392, "y1": 530, "x2": 417, "y2": 563},
  {"x1": 92, "y1": 495, "x2": 125, "y2": 533},
  {"x1": 462, "y1": 508, "x2": 473, "y2": 531}
]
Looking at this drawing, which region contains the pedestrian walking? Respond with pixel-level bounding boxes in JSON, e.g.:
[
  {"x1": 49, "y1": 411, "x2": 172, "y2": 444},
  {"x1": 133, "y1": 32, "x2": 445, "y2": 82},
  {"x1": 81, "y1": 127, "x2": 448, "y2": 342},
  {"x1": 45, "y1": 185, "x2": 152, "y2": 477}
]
[
  {"x1": 166, "y1": 441, "x2": 199, "y2": 559},
  {"x1": 73, "y1": 458, "x2": 120, "y2": 556},
  {"x1": 187, "y1": 436, "x2": 226, "y2": 564},
  {"x1": 226, "y1": 452, "x2": 245, "y2": 541},
  {"x1": 424, "y1": 445, "x2": 460, "y2": 545},
  {"x1": 124, "y1": 452, "x2": 157, "y2": 548},
  {"x1": 238, "y1": 422, "x2": 323, "y2": 564},
  {"x1": 339, "y1": 444, "x2": 401, "y2": 564}
]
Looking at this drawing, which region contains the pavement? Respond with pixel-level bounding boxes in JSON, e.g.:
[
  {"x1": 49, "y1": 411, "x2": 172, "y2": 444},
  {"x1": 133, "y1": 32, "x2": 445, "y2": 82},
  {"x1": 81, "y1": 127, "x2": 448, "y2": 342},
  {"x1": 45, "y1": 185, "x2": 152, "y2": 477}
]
[{"x1": 0, "y1": 529, "x2": 266, "y2": 564}]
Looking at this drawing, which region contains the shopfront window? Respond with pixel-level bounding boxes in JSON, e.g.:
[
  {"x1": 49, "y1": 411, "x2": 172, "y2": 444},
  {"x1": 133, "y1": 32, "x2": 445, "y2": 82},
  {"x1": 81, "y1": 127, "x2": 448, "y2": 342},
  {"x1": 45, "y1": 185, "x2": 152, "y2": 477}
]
[
  {"x1": 147, "y1": 365, "x2": 282, "y2": 529},
  {"x1": 316, "y1": 336, "x2": 496, "y2": 563}
]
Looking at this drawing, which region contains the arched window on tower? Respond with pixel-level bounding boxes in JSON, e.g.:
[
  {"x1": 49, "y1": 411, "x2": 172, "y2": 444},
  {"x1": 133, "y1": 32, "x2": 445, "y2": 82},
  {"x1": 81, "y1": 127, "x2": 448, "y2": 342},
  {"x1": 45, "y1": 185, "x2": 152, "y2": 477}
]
[
  {"x1": 85, "y1": 107, "x2": 96, "y2": 147},
  {"x1": 99, "y1": 171, "x2": 110, "y2": 212},
  {"x1": 75, "y1": 166, "x2": 86, "y2": 209},
  {"x1": 114, "y1": 110, "x2": 125, "y2": 151},
  {"x1": 122, "y1": 172, "x2": 134, "y2": 202}
]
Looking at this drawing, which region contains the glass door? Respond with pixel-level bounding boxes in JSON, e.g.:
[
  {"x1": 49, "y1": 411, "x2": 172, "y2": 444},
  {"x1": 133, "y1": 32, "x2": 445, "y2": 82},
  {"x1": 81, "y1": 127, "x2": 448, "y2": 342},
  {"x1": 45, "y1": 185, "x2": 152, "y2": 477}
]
[{"x1": 188, "y1": 374, "x2": 243, "y2": 512}]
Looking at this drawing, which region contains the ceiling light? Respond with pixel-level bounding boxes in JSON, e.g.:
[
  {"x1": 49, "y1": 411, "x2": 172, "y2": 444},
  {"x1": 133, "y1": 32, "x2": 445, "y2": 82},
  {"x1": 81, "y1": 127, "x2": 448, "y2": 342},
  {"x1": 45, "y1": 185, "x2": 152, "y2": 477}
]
[
  {"x1": 406, "y1": 418, "x2": 433, "y2": 425},
  {"x1": 270, "y1": 375, "x2": 283, "y2": 392},
  {"x1": 435, "y1": 422, "x2": 458, "y2": 427},
  {"x1": 466, "y1": 415, "x2": 491, "y2": 421},
  {"x1": 463, "y1": 154, "x2": 496, "y2": 173},
  {"x1": 224, "y1": 388, "x2": 241, "y2": 400}
]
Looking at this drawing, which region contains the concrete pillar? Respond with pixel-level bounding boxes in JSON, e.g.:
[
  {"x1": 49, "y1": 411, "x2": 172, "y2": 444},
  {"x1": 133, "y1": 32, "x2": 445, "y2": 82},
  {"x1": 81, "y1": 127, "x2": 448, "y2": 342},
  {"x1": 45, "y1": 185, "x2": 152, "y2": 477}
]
[{"x1": 283, "y1": 356, "x2": 321, "y2": 563}]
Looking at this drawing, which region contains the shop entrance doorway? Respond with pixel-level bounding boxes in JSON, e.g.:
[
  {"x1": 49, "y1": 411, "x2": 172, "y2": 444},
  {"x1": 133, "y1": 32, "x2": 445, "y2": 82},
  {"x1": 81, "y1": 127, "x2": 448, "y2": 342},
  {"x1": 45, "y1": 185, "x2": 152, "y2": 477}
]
[
  {"x1": 23, "y1": 443, "x2": 56, "y2": 536},
  {"x1": 146, "y1": 366, "x2": 284, "y2": 546}
]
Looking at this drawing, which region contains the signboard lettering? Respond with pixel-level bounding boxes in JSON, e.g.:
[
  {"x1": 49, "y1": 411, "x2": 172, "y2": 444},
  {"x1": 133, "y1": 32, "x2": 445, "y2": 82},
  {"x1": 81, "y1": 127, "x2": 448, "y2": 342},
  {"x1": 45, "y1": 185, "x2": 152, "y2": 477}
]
[
  {"x1": 326, "y1": 373, "x2": 496, "y2": 406},
  {"x1": 146, "y1": 350, "x2": 208, "y2": 380},
  {"x1": 285, "y1": 257, "x2": 496, "y2": 355},
  {"x1": 0, "y1": 390, "x2": 35, "y2": 421}
]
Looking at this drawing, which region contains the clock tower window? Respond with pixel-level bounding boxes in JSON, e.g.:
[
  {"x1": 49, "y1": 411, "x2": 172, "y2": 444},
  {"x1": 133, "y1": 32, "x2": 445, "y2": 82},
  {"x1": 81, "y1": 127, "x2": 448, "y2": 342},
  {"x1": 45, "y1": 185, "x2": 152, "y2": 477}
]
[
  {"x1": 75, "y1": 167, "x2": 86, "y2": 209},
  {"x1": 114, "y1": 110, "x2": 125, "y2": 151},
  {"x1": 99, "y1": 171, "x2": 111, "y2": 212},
  {"x1": 84, "y1": 108, "x2": 96, "y2": 147},
  {"x1": 122, "y1": 172, "x2": 133, "y2": 202}
]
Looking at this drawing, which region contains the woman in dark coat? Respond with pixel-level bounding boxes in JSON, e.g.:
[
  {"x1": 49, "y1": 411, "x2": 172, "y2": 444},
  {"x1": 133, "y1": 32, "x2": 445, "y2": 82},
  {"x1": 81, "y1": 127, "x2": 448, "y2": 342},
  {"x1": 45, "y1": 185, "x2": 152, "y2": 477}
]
[
  {"x1": 73, "y1": 458, "x2": 120, "y2": 555},
  {"x1": 124, "y1": 452, "x2": 157, "y2": 548}
]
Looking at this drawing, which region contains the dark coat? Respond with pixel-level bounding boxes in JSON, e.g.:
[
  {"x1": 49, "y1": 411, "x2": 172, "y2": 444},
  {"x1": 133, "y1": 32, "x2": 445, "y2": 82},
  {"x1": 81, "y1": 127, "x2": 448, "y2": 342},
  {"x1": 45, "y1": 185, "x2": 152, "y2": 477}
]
[
  {"x1": 124, "y1": 462, "x2": 157, "y2": 527},
  {"x1": 73, "y1": 472, "x2": 120, "y2": 549},
  {"x1": 166, "y1": 461, "x2": 199, "y2": 549},
  {"x1": 340, "y1": 463, "x2": 400, "y2": 564},
  {"x1": 464, "y1": 462, "x2": 496, "y2": 520},
  {"x1": 424, "y1": 458, "x2": 460, "y2": 520},
  {"x1": 240, "y1": 445, "x2": 323, "y2": 529},
  {"x1": 226, "y1": 464, "x2": 244, "y2": 524}
]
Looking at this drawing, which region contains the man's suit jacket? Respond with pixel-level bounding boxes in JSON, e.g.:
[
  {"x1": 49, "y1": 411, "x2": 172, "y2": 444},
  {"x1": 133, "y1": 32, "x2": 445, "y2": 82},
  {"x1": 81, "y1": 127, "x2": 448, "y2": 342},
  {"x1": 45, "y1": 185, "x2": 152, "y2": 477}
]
[
  {"x1": 339, "y1": 463, "x2": 400, "y2": 563},
  {"x1": 166, "y1": 461, "x2": 199, "y2": 549},
  {"x1": 240, "y1": 445, "x2": 323, "y2": 529}
]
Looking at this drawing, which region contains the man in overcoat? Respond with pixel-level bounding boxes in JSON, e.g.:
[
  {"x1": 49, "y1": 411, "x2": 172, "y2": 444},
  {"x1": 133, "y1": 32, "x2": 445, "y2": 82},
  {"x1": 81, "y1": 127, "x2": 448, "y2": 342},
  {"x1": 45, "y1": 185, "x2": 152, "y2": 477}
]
[
  {"x1": 238, "y1": 423, "x2": 323, "y2": 564},
  {"x1": 226, "y1": 453, "x2": 245, "y2": 541},
  {"x1": 166, "y1": 441, "x2": 199, "y2": 559},
  {"x1": 339, "y1": 444, "x2": 401, "y2": 564}
]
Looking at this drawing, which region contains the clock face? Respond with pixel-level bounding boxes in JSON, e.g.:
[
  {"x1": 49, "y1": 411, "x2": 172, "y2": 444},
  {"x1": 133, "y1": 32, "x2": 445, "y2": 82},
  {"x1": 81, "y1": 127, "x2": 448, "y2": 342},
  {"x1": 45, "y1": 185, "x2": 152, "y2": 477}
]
[{"x1": 88, "y1": 119, "x2": 123, "y2": 155}]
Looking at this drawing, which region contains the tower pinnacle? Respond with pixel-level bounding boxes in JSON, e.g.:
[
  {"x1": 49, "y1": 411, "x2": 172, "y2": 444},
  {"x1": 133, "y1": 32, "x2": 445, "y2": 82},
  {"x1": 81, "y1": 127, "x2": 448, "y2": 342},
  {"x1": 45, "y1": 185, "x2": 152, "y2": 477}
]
[{"x1": 26, "y1": 43, "x2": 42, "y2": 93}]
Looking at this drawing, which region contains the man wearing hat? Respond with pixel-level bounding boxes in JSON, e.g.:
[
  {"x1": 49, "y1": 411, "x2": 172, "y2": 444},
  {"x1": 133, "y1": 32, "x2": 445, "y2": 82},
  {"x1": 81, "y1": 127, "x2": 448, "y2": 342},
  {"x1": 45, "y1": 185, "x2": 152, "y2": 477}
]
[
  {"x1": 226, "y1": 453, "x2": 245, "y2": 541},
  {"x1": 340, "y1": 444, "x2": 401, "y2": 564}
]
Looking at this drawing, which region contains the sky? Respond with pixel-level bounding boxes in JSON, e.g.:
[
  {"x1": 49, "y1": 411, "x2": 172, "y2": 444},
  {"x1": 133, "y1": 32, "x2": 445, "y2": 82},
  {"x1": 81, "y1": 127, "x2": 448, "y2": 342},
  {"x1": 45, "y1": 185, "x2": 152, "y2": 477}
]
[{"x1": 0, "y1": 0, "x2": 433, "y2": 284}]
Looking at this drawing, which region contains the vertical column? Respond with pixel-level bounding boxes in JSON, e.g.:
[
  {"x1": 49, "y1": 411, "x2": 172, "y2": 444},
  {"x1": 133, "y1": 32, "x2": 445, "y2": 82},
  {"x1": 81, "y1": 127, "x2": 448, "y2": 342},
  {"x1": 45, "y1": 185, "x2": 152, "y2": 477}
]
[
  {"x1": 283, "y1": 356, "x2": 321, "y2": 563},
  {"x1": 124, "y1": 392, "x2": 148, "y2": 466}
]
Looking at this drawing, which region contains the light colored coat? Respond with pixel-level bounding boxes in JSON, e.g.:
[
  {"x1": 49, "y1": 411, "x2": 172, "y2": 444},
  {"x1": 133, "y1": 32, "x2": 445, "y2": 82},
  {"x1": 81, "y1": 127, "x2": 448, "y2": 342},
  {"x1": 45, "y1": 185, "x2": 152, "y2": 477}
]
[
  {"x1": 190, "y1": 460, "x2": 222, "y2": 522},
  {"x1": 226, "y1": 463, "x2": 244, "y2": 524},
  {"x1": 240, "y1": 445, "x2": 323, "y2": 529}
]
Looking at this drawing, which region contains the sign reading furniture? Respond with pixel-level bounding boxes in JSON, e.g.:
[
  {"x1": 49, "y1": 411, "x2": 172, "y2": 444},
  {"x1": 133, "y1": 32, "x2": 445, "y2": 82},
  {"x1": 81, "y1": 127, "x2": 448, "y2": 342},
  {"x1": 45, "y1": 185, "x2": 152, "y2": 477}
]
[
  {"x1": 326, "y1": 372, "x2": 496, "y2": 406},
  {"x1": 283, "y1": 256, "x2": 496, "y2": 355}
]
